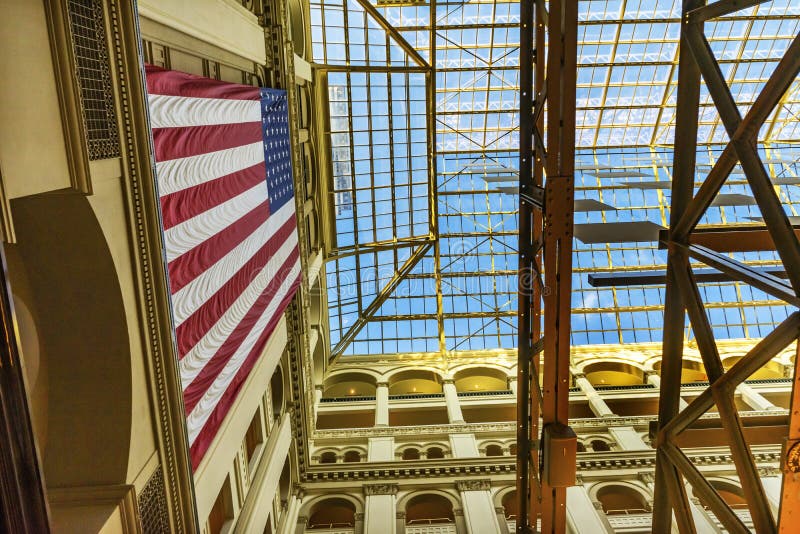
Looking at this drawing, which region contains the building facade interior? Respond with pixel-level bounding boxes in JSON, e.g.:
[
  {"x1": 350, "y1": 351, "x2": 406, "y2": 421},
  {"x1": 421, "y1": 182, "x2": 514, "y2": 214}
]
[{"x1": 1, "y1": 0, "x2": 799, "y2": 533}]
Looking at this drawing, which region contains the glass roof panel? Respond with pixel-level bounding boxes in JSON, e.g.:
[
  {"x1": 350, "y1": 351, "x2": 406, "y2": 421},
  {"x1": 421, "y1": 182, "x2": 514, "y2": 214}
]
[{"x1": 312, "y1": 0, "x2": 800, "y2": 357}]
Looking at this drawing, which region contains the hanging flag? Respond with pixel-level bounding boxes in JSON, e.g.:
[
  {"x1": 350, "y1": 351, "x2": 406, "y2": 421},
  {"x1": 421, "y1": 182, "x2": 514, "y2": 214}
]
[{"x1": 146, "y1": 65, "x2": 301, "y2": 469}]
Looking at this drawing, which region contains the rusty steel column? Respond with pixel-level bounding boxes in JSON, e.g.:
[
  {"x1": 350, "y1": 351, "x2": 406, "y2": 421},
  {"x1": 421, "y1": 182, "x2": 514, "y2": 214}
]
[
  {"x1": 652, "y1": 1, "x2": 800, "y2": 533},
  {"x1": 516, "y1": 0, "x2": 577, "y2": 532}
]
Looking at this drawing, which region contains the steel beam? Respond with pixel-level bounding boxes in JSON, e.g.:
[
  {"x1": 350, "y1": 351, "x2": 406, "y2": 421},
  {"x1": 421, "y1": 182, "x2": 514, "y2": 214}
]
[
  {"x1": 655, "y1": 1, "x2": 800, "y2": 532},
  {"x1": 329, "y1": 243, "x2": 432, "y2": 360},
  {"x1": 517, "y1": 0, "x2": 577, "y2": 532}
]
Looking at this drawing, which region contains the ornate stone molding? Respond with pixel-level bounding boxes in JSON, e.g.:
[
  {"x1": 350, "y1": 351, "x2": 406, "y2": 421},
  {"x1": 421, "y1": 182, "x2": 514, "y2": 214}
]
[
  {"x1": 363, "y1": 483, "x2": 399, "y2": 496},
  {"x1": 105, "y1": 1, "x2": 198, "y2": 530},
  {"x1": 637, "y1": 472, "x2": 655, "y2": 485},
  {"x1": 376, "y1": 381, "x2": 389, "y2": 388},
  {"x1": 395, "y1": 511, "x2": 405, "y2": 519},
  {"x1": 456, "y1": 479, "x2": 492, "y2": 492},
  {"x1": 442, "y1": 378, "x2": 455, "y2": 385},
  {"x1": 355, "y1": 512, "x2": 365, "y2": 521},
  {"x1": 454, "y1": 508, "x2": 464, "y2": 517},
  {"x1": 297, "y1": 515, "x2": 308, "y2": 524}
]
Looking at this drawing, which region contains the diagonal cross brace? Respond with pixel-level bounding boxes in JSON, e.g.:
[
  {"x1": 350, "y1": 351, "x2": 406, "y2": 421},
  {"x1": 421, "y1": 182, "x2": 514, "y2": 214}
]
[
  {"x1": 329, "y1": 242, "x2": 432, "y2": 361},
  {"x1": 683, "y1": 22, "x2": 800, "y2": 293},
  {"x1": 673, "y1": 31, "x2": 800, "y2": 240}
]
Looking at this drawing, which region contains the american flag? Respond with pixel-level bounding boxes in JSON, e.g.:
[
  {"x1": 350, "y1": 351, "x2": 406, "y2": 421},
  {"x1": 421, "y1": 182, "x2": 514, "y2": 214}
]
[{"x1": 146, "y1": 66, "x2": 301, "y2": 469}]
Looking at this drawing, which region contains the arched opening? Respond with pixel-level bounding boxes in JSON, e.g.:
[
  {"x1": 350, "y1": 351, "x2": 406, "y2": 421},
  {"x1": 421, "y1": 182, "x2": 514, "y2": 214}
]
[
  {"x1": 402, "y1": 448, "x2": 421, "y2": 460},
  {"x1": 653, "y1": 360, "x2": 708, "y2": 383},
  {"x1": 453, "y1": 367, "x2": 509, "y2": 392},
  {"x1": 583, "y1": 362, "x2": 644, "y2": 386},
  {"x1": 722, "y1": 357, "x2": 784, "y2": 380},
  {"x1": 596, "y1": 485, "x2": 650, "y2": 515},
  {"x1": 286, "y1": 0, "x2": 307, "y2": 58},
  {"x1": 323, "y1": 372, "x2": 377, "y2": 398},
  {"x1": 426, "y1": 447, "x2": 445, "y2": 459},
  {"x1": 509, "y1": 443, "x2": 517, "y2": 455},
  {"x1": 502, "y1": 490, "x2": 518, "y2": 521},
  {"x1": 405, "y1": 494, "x2": 455, "y2": 526},
  {"x1": 343, "y1": 450, "x2": 362, "y2": 463},
  {"x1": 485, "y1": 444, "x2": 504, "y2": 457},
  {"x1": 699, "y1": 480, "x2": 748, "y2": 512},
  {"x1": 388, "y1": 370, "x2": 443, "y2": 395},
  {"x1": 577, "y1": 442, "x2": 587, "y2": 452},
  {"x1": 278, "y1": 461, "x2": 291, "y2": 507},
  {"x1": 590, "y1": 439, "x2": 611, "y2": 452},
  {"x1": 307, "y1": 498, "x2": 356, "y2": 530},
  {"x1": 7, "y1": 194, "x2": 134, "y2": 491},
  {"x1": 319, "y1": 451, "x2": 337, "y2": 464},
  {"x1": 271, "y1": 365, "x2": 284, "y2": 422}
]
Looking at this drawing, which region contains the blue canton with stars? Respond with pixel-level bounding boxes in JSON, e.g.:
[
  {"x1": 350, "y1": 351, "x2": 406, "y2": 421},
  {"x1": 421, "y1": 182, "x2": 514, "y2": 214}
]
[{"x1": 260, "y1": 89, "x2": 294, "y2": 213}]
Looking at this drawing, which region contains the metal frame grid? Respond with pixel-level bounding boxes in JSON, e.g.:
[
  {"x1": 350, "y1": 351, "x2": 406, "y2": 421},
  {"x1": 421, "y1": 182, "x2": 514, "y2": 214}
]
[
  {"x1": 651, "y1": 1, "x2": 800, "y2": 532},
  {"x1": 313, "y1": 0, "x2": 800, "y2": 362}
]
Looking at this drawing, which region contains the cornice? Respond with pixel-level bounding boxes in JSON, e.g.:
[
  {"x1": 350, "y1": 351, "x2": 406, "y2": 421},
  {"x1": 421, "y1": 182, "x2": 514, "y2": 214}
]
[
  {"x1": 108, "y1": 1, "x2": 198, "y2": 530},
  {"x1": 311, "y1": 409, "x2": 789, "y2": 440},
  {"x1": 300, "y1": 446, "x2": 781, "y2": 483}
]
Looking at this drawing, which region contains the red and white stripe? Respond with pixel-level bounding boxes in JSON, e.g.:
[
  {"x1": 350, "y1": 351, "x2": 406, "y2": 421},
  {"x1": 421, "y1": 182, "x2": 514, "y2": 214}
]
[{"x1": 146, "y1": 66, "x2": 300, "y2": 469}]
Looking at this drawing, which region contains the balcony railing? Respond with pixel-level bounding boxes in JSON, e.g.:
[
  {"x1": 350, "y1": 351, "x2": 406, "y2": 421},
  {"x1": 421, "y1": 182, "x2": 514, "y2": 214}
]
[
  {"x1": 605, "y1": 509, "x2": 652, "y2": 530},
  {"x1": 457, "y1": 389, "x2": 513, "y2": 397},
  {"x1": 305, "y1": 522, "x2": 355, "y2": 534},
  {"x1": 405, "y1": 519, "x2": 457, "y2": 534}
]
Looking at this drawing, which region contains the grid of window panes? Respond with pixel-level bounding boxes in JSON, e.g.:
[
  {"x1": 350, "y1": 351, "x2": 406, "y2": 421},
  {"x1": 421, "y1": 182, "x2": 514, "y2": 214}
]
[{"x1": 313, "y1": 0, "x2": 800, "y2": 356}]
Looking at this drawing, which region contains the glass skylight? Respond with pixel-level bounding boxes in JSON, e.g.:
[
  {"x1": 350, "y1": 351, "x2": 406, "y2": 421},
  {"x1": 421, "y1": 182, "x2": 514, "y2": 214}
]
[{"x1": 311, "y1": 0, "x2": 800, "y2": 357}]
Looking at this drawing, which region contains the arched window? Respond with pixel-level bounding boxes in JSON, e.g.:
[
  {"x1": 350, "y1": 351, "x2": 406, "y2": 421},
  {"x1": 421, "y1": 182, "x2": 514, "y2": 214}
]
[
  {"x1": 307, "y1": 498, "x2": 356, "y2": 530},
  {"x1": 453, "y1": 367, "x2": 510, "y2": 392},
  {"x1": 388, "y1": 370, "x2": 443, "y2": 395},
  {"x1": 596, "y1": 485, "x2": 650, "y2": 515},
  {"x1": 591, "y1": 439, "x2": 611, "y2": 452},
  {"x1": 271, "y1": 366, "x2": 284, "y2": 422},
  {"x1": 402, "y1": 448, "x2": 421, "y2": 460},
  {"x1": 319, "y1": 451, "x2": 337, "y2": 464},
  {"x1": 699, "y1": 480, "x2": 748, "y2": 511},
  {"x1": 343, "y1": 450, "x2": 362, "y2": 463},
  {"x1": 322, "y1": 372, "x2": 377, "y2": 398},
  {"x1": 485, "y1": 444, "x2": 504, "y2": 457},
  {"x1": 502, "y1": 490, "x2": 518, "y2": 520},
  {"x1": 406, "y1": 494, "x2": 455, "y2": 526},
  {"x1": 278, "y1": 461, "x2": 291, "y2": 507},
  {"x1": 426, "y1": 447, "x2": 445, "y2": 459}
]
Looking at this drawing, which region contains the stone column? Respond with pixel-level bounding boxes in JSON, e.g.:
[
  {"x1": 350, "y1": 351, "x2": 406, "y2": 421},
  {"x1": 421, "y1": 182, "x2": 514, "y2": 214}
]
[
  {"x1": 759, "y1": 467, "x2": 783, "y2": 517},
  {"x1": 294, "y1": 515, "x2": 307, "y2": 534},
  {"x1": 737, "y1": 382, "x2": 780, "y2": 411},
  {"x1": 454, "y1": 508, "x2": 468, "y2": 534},
  {"x1": 608, "y1": 424, "x2": 649, "y2": 451},
  {"x1": 508, "y1": 376, "x2": 517, "y2": 395},
  {"x1": 368, "y1": 436, "x2": 395, "y2": 462},
  {"x1": 646, "y1": 372, "x2": 688, "y2": 410},
  {"x1": 364, "y1": 484, "x2": 398, "y2": 534},
  {"x1": 565, "y1": 477, "x2": 610, "y2": 533},
  {"x1": 376, "y1": 381, "x2": 390, "y2": 426},
  {"x1": 280, "y1": 485, "x2": 304, "y2": 534},
  {"x1": 449, "y1": 433, "x2": 480, "y2": 458},
  {"x1": 573, "y1": 372, "x2": 615, "y2": 417},
  {"x1": 355, "y1": 512, "x2": 365, "y2": 534},
  {"x1": 395, "y1": 511, "x2": 406, "y2": 534},
  {"x1": 314, "y1": 384, "x2": 323, "y2": 422},
  {"x1": 443, "y1": 378, "x2": 465, "y2": 423},
  {"x1": 495, "y1": 506, "x2": 510, "y2": 534},
  {"x1": 456, "y1": 480, "x2": 502, "y2": 534}
]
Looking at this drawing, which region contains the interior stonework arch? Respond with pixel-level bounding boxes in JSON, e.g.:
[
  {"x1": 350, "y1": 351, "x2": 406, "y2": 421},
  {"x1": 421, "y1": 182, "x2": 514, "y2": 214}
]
[{"x1": 7, "y1": 193, "x2": 135, "y2": 491}]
